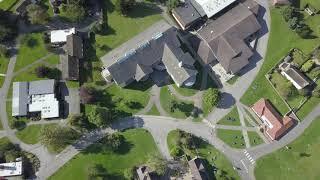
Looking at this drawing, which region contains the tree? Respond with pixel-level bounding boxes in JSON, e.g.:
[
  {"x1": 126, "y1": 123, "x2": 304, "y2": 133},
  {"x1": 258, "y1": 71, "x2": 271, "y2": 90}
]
[
  {"x1": 40, "y1": 126, "x2": 79, "y2": 152},
  {"x1": 124, "y1": 167, "x2": 136, "y2": 180},
  {"x1": 0, "y1": 10, "x2": 17, "y2": 42},
  {"x1": 166, "y1": 0, "x2": 180, "y2": 11},
  {"x1": 87, "y1": 164, "x2": 108, "y2": 180},
  {"x1": 170, "y1": 146, "x2": 183, "y2": 158},
  {"x1": 288, "y1": 17, "x2": 299, "y2": 30},
  {"x1": 277, "y1": 81, "x2": 297, "y2": 98},
  {"x1": 67, "y1": 114, "x2": 89, "y2": 130},
  {"x1": 26, "y1": 4, "x2": 49, "y2": 24},
  {"x1": 203, "y1": 88, "x2": 220, "y2": 107},
  {"x1": 35, "y1": 65, "x2": 51, "y2": 78},
  {"x1": 296, "y1": 24, "x2": 312, "y2": 39},
  {"x1": 80, "y1": 84, "x2": 98, "y2": 104},
  {"x1": 0, "y1": 45, "x2": 8, "y2": 57},
  {"x1": 301, "y1": 60, "x2": 314, "y2": 72},
  {"x1": 282, "y1": 6, "x2": 295, "y2": 22},
  {"x1": 5, "y1": 150, "x2": 20, "y2": 162},
  {"x1": 115, "y1": 0, "x2": 135, "y2": 15},
  {"x1": 147, "y1": 155, "x2": 167, "y2": 176},
  {"x1": 87, "y1": 105, "x2": 112, "y2": 127},
  {"x1": 100, "y1": 133, "x2": 124, "y2": 151},
  {"x1": 60, "y1": 3, "x2": 85, "y2": 22}
]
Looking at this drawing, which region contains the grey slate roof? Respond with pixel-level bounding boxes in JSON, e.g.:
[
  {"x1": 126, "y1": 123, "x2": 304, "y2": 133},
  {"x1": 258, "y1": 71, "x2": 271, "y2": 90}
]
[
  {"x1": 29, "y1": 79, "x2": 55, "y2": 95},
  {"x1": 172, "y1": 0, "x2": 202, "y2": 29},
  {"x1": 66, "y1": 34, "x2": 83, "y2": 58},
  {"x1": 102, "y1": 20, "x2": 197, "y2": 87},
  {"x1": 162, "y1": 44, "x2": 197, "y2": 87},
  {"x1": 196, "y1": 0, "x2": 261, "y2": 74},
  {"x1": 188, "y1": 157, "x2": 209, "y2": 180},
  {"x1": 284, "y1": 65, "x2": 310, "y2": 89},
  {"x1": 12, "y1": 82, "x2": 28, "y2": 116}
]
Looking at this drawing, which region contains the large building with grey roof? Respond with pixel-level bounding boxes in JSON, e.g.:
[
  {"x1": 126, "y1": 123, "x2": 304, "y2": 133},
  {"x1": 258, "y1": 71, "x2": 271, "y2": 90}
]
[
  {"x1": 193, "y1": 0, "x2": 261, "y2": 74},
  {"x1": 12, "y1": 79, "x2": 60, "y2": 119},
  {"x1": 101, "y1": 20, "x2": 198, "y2": 87}
]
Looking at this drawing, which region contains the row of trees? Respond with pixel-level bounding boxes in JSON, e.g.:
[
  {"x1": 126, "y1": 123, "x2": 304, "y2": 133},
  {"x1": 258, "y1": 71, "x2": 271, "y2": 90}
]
[
  {"x1": 281, "y1": 6, "x2": 313, "y2": 38},
  {"x1": 0, "y1": 10, "x2": 17, "y2": 44},
  {"x1": 35, "y1": 65, "x2": 61, "y2": 79},
  {"x1": 115, "y1": 0, "x2": 135, "y2": 16}
]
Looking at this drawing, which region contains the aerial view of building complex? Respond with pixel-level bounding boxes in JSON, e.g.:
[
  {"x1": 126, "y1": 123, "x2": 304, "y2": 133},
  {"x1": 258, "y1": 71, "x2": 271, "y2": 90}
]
[{"x1": 0, "y1": 0, "x2": 319, "y2": 179}]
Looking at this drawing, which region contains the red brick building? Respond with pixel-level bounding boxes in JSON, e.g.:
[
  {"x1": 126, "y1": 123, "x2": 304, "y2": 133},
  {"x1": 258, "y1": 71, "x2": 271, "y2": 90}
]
[{"x1": 252, "y1": 98, "x2": 294, "y2": 140}]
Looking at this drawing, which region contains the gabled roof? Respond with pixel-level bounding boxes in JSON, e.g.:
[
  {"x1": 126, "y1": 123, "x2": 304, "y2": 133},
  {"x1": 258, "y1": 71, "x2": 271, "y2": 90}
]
[
  {"x1": 29, "y1": 79, "x2": 55, "y2": 95},
  {"x1": 12, "y1": 82, "x2": 28, "y2": 116},
  {"x1": 66, "y1": 34, "x2": 83, "y2": 58},
  {"x1": 280, "y1": 63, "x2": 310, "y2": 89},
  {"x1": 61, "y1": 55, "x2": 79, "y2": 80},
  {"x1": 172, "y1": 0, "x2": 202, "y2": 29},
  {"x1": 252, "y1": 98, "x2": 294, "y2": 140},
  {"x1": 196, "y1": 0, "x2": 261, "y2": 74},
  {"x1": 188, "y1": 157, "x2": 209, "y2": 180}
]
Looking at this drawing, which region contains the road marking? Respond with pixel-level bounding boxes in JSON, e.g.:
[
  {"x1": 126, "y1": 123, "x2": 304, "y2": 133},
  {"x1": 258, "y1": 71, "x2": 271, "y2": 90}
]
[{"x1": 240, "y1": 159, "x2": 249, "y2": 173}]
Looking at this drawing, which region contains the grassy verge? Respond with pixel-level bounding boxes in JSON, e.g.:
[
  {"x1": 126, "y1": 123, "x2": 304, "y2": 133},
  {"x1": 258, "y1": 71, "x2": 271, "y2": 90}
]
[
  {"x1": 216, "y1": 129, "x2": 245, "y2": 149},
  {"x1": 240, "y1": 7, "x2": 320, "y2": 115},
  {"x1": 49, "y1": 129, "x2": 159, "y2": 180},
  {"x1": 255, "y1": 116, "x2": 320, "y2": 180},
  {"x1": 160, "y1": 86, "x2": 194, "y2": 119},
  {"x1": 247, "y1": 131, "x2": 264, "y2": 147},
  {"x1": 146, "y1": 104, "x2": 160, "y2": 116},
  {"x1": 217, "y1": 107, "x2": 241, "y2": 126},
  {"x1": 0, "y1": 0, "x2": 19, "y2": 11},
  {"x1": 15, "y1": 33, "x2": 49, "y2": 72},
  {"x1": 95, "y1": 0, "x2": 162, "y2": 57},
  {"x1": 0, "y1": 56, "x2": 9, "y2": 86},
  {"x1": 45, "y1": 54, "x2": 60, "y2": 65},
  {"x1": 167, "y1": 130, "x2": 240, "y2": 180},
  {"x1": 16, "y1": 124, "x2": 58, "y2": 144}
]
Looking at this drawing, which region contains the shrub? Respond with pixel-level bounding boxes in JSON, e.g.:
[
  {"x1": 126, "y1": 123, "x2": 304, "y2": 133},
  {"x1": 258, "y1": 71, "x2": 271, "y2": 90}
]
[
  {"x1": 312, "y1": 86, "x2": 320, "y2": 98},
  {"x1": 170, "y1": 146, "x2": 183, "y2": 158},
  {"x1": 34, "y1": 65, "x2": 51, "y2": 78},
  {"x1": 298, "y1": 88, "x2": 310, "y2": 97},
  {"x1": 87, "y1": 105, "x2": 112, "y2": 127},
  {"x1": 67, "y1": 114, "x2": 89, "y2": 130},
  {"x1": 301, "y1": 60, "x2": 315, "y2": 72},
  {"x1": 100, "y1": 133, "x2": 125, "y2": 151},
  {"x1": 203, "y1": 88, "x2": 220, "y2": 109},
  {"x1": 282, "y1": 6, "x2": 295, "y2": 22},
  {"x1": 0, "y1": 44, "x2": 8, "y2": 57},
  {"x1": 288, "y1": 17, "x2": 299, "y2": 30},
  {"x1": 309, "y1": 67, "x2": 320, "y2": 79},
  {"x1": 26, "y1": 4, "x2": 49, "y2": 24},
  {"x1": 80, "y1": 84, "x2": 98, "y2": 104}
]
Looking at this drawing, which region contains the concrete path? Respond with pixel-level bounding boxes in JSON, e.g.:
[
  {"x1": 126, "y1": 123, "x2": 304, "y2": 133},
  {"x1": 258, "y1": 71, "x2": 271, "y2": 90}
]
[{"x1": 238, "y1": 105, "x2": 251, "y2": 148}]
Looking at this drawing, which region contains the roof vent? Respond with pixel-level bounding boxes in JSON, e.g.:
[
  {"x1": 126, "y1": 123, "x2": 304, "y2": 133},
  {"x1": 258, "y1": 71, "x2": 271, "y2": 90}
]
[
  {"x1": 192, "y1": 13, "x2": 194, "y2": 16},
  {"x1": 211, "y1": 30, "x2": 213, "y2": 34}
]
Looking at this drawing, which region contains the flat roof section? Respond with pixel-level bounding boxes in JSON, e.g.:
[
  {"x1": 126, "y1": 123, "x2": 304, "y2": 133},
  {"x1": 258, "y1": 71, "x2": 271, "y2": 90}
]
[
  {"x1": 0, "y1": 161, "x2": 23, "y2": 177},
  {"x1": 12, "y1": 82, "x2": 28, "y2": 117},
  {"x1": 194, "y1": 0, "x2": 236, "y2": 18}
]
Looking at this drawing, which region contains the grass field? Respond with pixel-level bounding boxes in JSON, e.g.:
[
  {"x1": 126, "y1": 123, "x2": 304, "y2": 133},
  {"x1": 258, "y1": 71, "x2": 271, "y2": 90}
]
[
  {"x1": 216, "y1": 129, "x2": 245, "y2": 149},
  {"x1": 247, "y1": 131, "x2": 264, "y2": 147},
  {"x1": 146, "y1": 104, "x2": 160, "y2": 116},
  {"x1": 13, "y1": 63, "x2": 47, "y2": 82},
  {"x1": 217, "y1": 107, "x2": 241, "y2": 126},
  {"x1": 160, "y1": 86, "x2": 194, "y2": 119},
  {"x1": 0, "y1": 0, "x2": 19, "y2": 11},
  {"x1": 15, "y1": 33, "x2": 49, "y2": 72},
  {"x1": 167, "y1": 130, "x2": 240, "y2": 180},
  {"x1": 240, "y1": 6, "x2": 320, "y2": 115},
  {"x1": 255, "y1": 116, "x2": 320, "y2": 180},
  {"x1": 0, "y1": 56, "x2": 9, "y2": 86},
  {"x1": 49, "y1": 129, "x2": 160, "y2": 180},
  {"x1": 45, "y1": 55, "x2": 60, "y2": 65},
  {"x1": 16, "y1": 124, "x2": 58, "y2": 144},
  {"x1": 95, "y1": 0, "x2": 162, "y2": 57}
]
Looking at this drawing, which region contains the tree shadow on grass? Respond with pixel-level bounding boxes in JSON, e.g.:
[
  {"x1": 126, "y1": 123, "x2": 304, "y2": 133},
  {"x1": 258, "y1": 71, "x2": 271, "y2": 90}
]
[
  {"x1": 26, "y1": 37, "x2": 39, "y2": 48},
  {"x1": 125, "y1": 79, "x2": 154, "y2": 91},
  {"x1": 126, "y1": 2, "x2": 162, "y2": 18},
  {"x1": 176, "y1": 102, "x2": 194, "y2": 117}
]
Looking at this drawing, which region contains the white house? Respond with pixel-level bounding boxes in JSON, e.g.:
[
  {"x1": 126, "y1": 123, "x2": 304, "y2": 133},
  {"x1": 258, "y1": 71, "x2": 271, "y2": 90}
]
[
  {"x1": 0, "y1": 161, "x2": 23, "y2": 177},
  {"x1": 50, "y1": 28, "x2": 76, "y2": 43}
]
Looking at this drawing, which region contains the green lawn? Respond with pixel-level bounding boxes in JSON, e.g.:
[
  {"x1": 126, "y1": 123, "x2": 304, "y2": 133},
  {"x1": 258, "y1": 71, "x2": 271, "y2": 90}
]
[
  {"x1": 240, "y1": 6, "x2": 320, "y2": 115},
  {"x1": 216, "y1": 129, "x2": 245, "y2": 149},
  {"x1": 160, "y1": 86, "x2": 194, "y2": 119},
  {"x1": 0, "y1": 56, "x2": 9, "y2": 86},
  {"x1": 255, "y1": 116, "x2": 320, "y2": 180},
  {"x1": 167, "y1": 130, "x2": 240, "y2": 180},
  {"x1": 0, "y1": 0, "x2": 18, "y2": 10},
  {"x1": 95, "y1": 0, "x2": 162, "y2": 57},
  {"x1": 247, "y1": 131, "x2": 264, "y2": 147},
  {"x1": 217, "y1": 107, "x2": 241, "y2": 126},
  {"x1": 269, "y1": 71, "x2": 305, "y2": 109},
  {"x1": 244, "y1": 117, "x2": 254, "y2": 127},
  {"x1": 66, "y1": 80, "x2": 80, "y2": 89},
  {"x1": 49, "y1": 129, "x2": 160, "y2": 180},
  {"x1": 13, "y1": 63, "x2": 47, "y2": 82},
  {"x1": 41, "y1": 0, "x2": 54, "y2": 17},
  {"x1": 6, "y1": 100, "x2": 30, "y2": 129},
  {"x1": 227, "y1": 75, "x2": 239, "y2": 85},
  {"x1": 16, "y1": 124, "x2": 58, "y2": 144},
  {"x1": 86, "y1": 81, "x2": 152, "y2": 119},
  {"x1": 146, "y1": 104, "x2": 160, "y2": 116},
  {"x1": 15, "y1": 33, "x2": 50, "y2": 72},
  {"x1": 45, "y1": 54, "x2": 60, "y2": 65}
]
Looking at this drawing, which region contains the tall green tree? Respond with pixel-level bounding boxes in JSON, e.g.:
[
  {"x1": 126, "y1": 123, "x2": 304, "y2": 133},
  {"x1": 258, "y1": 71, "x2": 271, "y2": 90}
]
[
  {"x1": 26, "y1": 4, "x2": 50, "y2": 24},
  {"x1": 87, "y1": 106, "x2": 112, "y2": 127}
]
